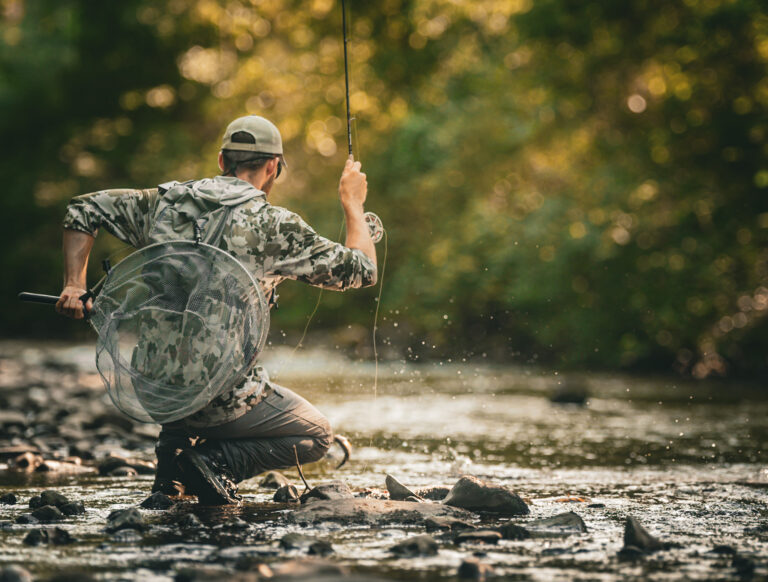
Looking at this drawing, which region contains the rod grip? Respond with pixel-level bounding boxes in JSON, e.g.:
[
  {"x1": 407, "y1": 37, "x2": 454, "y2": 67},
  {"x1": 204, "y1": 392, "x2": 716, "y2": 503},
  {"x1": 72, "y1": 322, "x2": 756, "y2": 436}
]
[{"x1": 18, "y1": 292, "x2": 60, "y2": 305}]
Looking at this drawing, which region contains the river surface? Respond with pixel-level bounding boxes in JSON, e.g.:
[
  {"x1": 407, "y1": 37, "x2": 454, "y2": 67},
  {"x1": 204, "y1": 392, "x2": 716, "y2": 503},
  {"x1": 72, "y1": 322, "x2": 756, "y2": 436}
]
[{"x1": 0, "y1": 342, "x2": 766, "y2": 580}]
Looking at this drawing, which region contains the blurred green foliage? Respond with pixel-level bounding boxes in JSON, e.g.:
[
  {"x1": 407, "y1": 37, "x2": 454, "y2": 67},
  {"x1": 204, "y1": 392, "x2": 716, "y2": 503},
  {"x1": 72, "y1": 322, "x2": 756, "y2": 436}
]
[{"x1": 1, "y1": 0, "x2": 766, "y2": 377}]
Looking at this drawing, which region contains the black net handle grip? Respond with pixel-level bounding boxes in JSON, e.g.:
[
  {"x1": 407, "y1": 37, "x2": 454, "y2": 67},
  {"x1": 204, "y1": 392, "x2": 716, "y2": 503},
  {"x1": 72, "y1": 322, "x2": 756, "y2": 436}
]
[{"x1": 18, "y1": 292, "x2": 59, "y2": 305}]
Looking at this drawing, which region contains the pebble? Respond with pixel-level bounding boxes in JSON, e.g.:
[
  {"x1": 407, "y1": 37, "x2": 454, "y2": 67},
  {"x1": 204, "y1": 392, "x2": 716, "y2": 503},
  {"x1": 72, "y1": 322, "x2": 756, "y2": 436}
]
[
  {"x1": 526, "y1": 511, "x2": 588, "y2": 537},
  {"x1": 22, "y1": 528, "x2": 48, "y2": 546},
  {"x1": 51, "y1": 527, "x2": 77, "y2": 545},
  {"x1": 385, "y1": 474, "x2": 421, "y2": 501},
  {"x1": 140, "y1": 491, "x2": 175, "y2": 510},
  {"x1": 424, "y1": 516, "x2": 476, "y2": 532},
  {"x1": 273, "y1": 484, "x2": 300, "y2": 503},
  {"x1": 497, "y1": 522, "x2": 530, "y2": 540},
  {"x1": 443, "y1": 475, "x2": 529, "y2": 516},
  {"x1": 390, "y1": 534, "x2": 439, "y2": 557},
  {"x1": 301, "y1": 480, "x2": 354, "y2": 502},
  {"x1": 105, "y1": 508, "x2": 145, "y2": 533},
  {"x1": 31, "y1": 505, "x2": 64, "y2": 523},
  {"x1": 0, "y1": 493, "x2": 16, "y2": 505},
  {"x1": 622, "y1": 516, "x2": 665, "y2": 554},
  {"x1": 60, "y1": 501, "x2": 85, "y2": 516},
  {"x1": 177, "y1": 513, "x2": 203, "y2": 528}
]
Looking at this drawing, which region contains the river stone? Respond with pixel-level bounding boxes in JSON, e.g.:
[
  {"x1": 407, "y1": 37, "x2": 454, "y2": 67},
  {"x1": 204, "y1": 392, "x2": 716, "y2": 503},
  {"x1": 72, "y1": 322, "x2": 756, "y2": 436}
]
[
  {"x1": 385, "y1": 474, "x2": 420, "y2": 501},
  {"x1": 14, "y1": 514, "x2": 37, "y2": 525},
  {"x1": 274, "y1": 484, "x2": 300, "y2": 503},
  {"x1": 622, "y1": 516, "x2": 665, "y2": 553},
  {"x1": 280, "y1": 533, "x2": 334, "y2": 556},
  {"x1": 425, "y1": 516, "x2": 476, "y2": 532},
  {"x1": 416, "y1": 486, "x2": 451, "y2": 501},
  {"x1": 38, "y1": 490, "x2": 70, "y2": 508},
  {"x1": 0, "y1": 565, "x2": 33, "y2": 582},
  {"x1": 289, "y1": 498, "x2": 471, "y2": 526},
  {"x1": 0, "y1": 493, "x2": 16, "y2": 505},
  {"x1": 178, "y1": 513, "x2": 203, "y2": 528},
  {"x1": 497, "y1": 523, "x2": 530, "y2": 540},
  {"x1": 51, "y1": 527, "x2": 77, "y2": 545},
  {"x1": 443, "y1": 475, "x2": 529, "y2": 516},
  {"x1": 390, "y1": 534, "x2": 439, "y2": 557},
  {"x1": 260, "y1": 471, "x2": 292, "y2": 489},
  {"x1": 60, "y1": 501, "x2": 85, "y2": 516},
  {"x1": 140, "y1": 491, "x2": 175, "y2": 510},
  {"x1": 458, "y1": 557, "x2": 494, "y2": 580},
  {"x1": 31, "y1": 505, "x2": 64, "y2": 522},
  {"x1": 301, "y1": 480, "x2": 353, "y2": 502},
  {"x1": 526, "y1": 511, "x2": 587, "y2": 537},
  {"x1": 455, "y1": 530, "x2": 502, "y2": 545},
  {"x1": 22, "y1": 528, "x2": 48, "y2": 546},
  {"x1": 111, "y1": 529, "x2": 143, "y2": 543},
  {"x1": 106, "y1": 508, "x2": 146, "y2": 533}
]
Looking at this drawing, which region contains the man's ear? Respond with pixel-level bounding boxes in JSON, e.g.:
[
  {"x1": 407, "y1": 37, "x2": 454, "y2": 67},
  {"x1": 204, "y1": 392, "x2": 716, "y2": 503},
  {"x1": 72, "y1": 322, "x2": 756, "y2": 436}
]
[
  {"x1": 218, "y1": 151, "x2": 225, "y2": 173},
  {"x1": 268, "y1": 157, "x2": 279, "y2": 176}
]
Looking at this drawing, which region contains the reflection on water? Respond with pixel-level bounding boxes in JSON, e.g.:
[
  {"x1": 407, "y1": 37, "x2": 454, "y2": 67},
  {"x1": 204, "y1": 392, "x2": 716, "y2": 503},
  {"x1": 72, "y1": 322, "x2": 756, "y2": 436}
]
[{"x1": 0, "y1": 344, "x2": 766, "y2": 580}]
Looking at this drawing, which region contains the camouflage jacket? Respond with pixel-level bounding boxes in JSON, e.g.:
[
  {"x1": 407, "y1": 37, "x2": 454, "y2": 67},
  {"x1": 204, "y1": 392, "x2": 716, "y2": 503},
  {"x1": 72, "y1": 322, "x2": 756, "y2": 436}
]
[{"x1": 63, "y1": 176, "x2": 377, "y2": 428}]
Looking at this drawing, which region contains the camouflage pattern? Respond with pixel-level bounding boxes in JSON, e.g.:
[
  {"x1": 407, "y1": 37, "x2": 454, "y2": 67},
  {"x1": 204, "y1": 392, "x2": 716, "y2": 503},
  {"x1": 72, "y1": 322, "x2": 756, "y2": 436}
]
[{"x1": 64, "y1": 176, "x2": 376, "y2": 427}]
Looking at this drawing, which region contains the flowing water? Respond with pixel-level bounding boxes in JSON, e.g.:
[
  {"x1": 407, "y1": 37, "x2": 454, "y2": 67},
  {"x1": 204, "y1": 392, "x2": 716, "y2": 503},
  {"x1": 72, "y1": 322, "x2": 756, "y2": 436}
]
[{"x1": 0, "y1": 342, "x2": 766, "y2": 580}]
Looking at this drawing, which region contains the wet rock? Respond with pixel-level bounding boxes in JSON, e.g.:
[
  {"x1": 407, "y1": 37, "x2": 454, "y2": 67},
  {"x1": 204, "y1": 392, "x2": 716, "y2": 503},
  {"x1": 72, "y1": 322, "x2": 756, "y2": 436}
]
[
  {"x1": 301, "y1": 480, "x2": 353, "y2": 502},
  {"x1": 280, "y1": 533, "x2": 334, "y2": 555},
  {"x1": 425, "y1": 516, "x2": 476, "y2": 532},
  {"x1": 526, "y1": 512, "x2": 588, "y2": 537},
  {"x1": 0, "y1": 493, "x2": 16, "y2": 505},
  {"x1": 98, "y1": 454, "x2": 154, "y2": 476},
  {"x1": 111, "y1": 529, "x2": 143, "y2": 543},
  {"x1": 22, "y1": 528, "x2": 49, "y2": 546},
  {"x1": 0, "y1": 565, "x2": 33, "y2": 582},
  {"x1": 588, "y1": 503, "x2": 606, "y2": 508},
  {"x1": 28, "y1": 495, "x2": 42, "y2": 509},
  {"x1": 733, "y1": 555, "x2": 755, "y2": 579},
  {"x1": 260, "y1": 470, "x2": 292, "y2": 489},
  {"x1": 288, "y1": 498, "x2": 472, "y2": 526},
  {"x1": 178, "y1": 513, "x2": 203, "y2": 528},
  {"x1": 106, "y1": 508, "x2": 146, "y2": 533},
  {"x1": 455, "y1": 530, "x2": 502, "y2": 545},
  {"x1": 497, "y1": 522, "x2": 530, "y2": 540},
  {"x1": 39, "y1": 490, "x2": 70, "y2": 508},
  {"x1": 14, "y1": 514, "x2": 38, "y2": 525},
  {"x1": 274, "y1": 484, "x2": 300, "y2": 503},
  {"x1": 60, "y1": 501, "x2": 85, "y2": 516},
  {"x1": 622, "y1": 516, "x2": 665, "y2": 554},
  {"x1": 140, "y1": 491, "x2": 175, "y2": 510},
  {"x1": 31, "y1": 505, "x2": 64, "y2": 523},
  {"x1": 458, "y1": 557, "x2": 494, "y2": 580},
  {"x1": 390, "y1": 534, "x2": 439, "y2": 557},
  {"x1": 221, "y1": 517, "x2": 249, "y2": 531},
  {"x1": 712, "y1": 544, "x2": 738, "y2": 555},
  {"x1": 386, "y1": 474, "x2": 421, "y2": 501},
  {"x1": 9, "y1": 452, "x2": 42, "y2": 471},
  {"x1": 51, "y1": 527, "x2": 77, "y2": 545},
  {"x1": 443, "y1": 475, "x2": 529, "y2": 516},
  {"x1": 108, "y1": 466, "x2": 137, "y2": 477},
  {"x1": 416, "y1": 486, "x2": 451, "y2": 501}
]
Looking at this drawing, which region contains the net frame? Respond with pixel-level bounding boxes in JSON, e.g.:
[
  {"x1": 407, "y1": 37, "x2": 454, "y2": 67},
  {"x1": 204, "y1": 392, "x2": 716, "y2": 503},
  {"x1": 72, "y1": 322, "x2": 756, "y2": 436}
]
[{"x1": 89, "y1": 240, "x2": 270, "y2": 424}]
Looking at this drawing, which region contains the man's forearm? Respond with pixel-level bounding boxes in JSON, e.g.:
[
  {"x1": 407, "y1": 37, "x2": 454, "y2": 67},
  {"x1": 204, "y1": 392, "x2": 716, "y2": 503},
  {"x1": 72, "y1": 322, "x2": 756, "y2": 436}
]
[
  {"x1": 343, "y1": 204, "x2": 377, "y2": 267},
  {"x1": 63, "y1": 229, "x2": 96, "y2": 287}
]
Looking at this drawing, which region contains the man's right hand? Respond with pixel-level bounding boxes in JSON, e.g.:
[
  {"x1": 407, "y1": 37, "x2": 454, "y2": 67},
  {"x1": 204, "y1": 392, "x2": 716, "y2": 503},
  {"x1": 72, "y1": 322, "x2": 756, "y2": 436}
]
[
  {"x1": 56, "y1": 285, "x2": 92, "y2": 319},
  {"x1": 339, "y1": 156, "x2": 368, "y2": 212}
]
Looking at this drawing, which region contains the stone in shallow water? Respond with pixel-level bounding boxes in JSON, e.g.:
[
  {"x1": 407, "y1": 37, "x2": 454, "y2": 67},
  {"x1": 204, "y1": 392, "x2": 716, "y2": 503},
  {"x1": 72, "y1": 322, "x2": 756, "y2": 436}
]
[
  {"x1": 280, "y1": 533, "x2": 334, "y2": 556},
  {"x1": 526, "y1": 511, "x2": 588, "y2": 537},
  {"x1": 385, "y1": 474, "x2": 420, "y2": 501},
  {"x1": 51, "y1": 527, "x2": 77, "y2": 545},
  {"x1": 0, "y1": 493, "x2": 16, "y2": 505},
  {"x1": 260, "y1": 471, "x2": 292, "y2": 489},
  {"x1": 390, "y1": 534, "x2": 439, "y2": 557},
  {"x1": 416, "y1": 486, "x2": 451, "y2": 501},
  {"x1": 424, "y1": 516, "x2": 476, "y2": 532},
  {"x1": 140, "y1": 491, "x2": 175, "y2": 510},
  {"x1": 22, "y1": 528, "x2": 48, "y2": 546},
  {"x1": 301, "y1": 480, "x2": 353, "y2": 502},
  {"x1": 31, "y1": 505, "x2": 64, "y2": 523},
  {"x1": 454, "y1": 530, "x2": 502, "y2": 545},
  {"x1": 60, "y1": 501, "x2": 85, "y2": 516},
  {"x1": 9, "y1": 453, "x2": 43, "y2": 472},
  {"x1": 288, "y1": 498, "x2": 472, "y2": 526},
  {"x1": 0, "y1": 565, "x2": 33, "y2": 582},
  {"x1": 458, "y1": 557, "x2": 494, "y2": 580},
  {"x1": 106, "y1": 508, "x2": 146, "y2": 533},
  {"x1": 497, "y1": 523, "x2": 530, "y2": 540},
  {"x1": 111, "y1": 529, "x2": 143, "y2": 544},
  {"x1": 622, "y1": 516, "x2": 665, "y2": 554},
  {"x1": 177, "y1": 513, "x2": 203, "y2": 528},
  {"x1": 274, "y1": 484, "x2": 300, "y2": 503},
  {"x1": 443, "y1": 475, "x2": 529, "y2": 516}
]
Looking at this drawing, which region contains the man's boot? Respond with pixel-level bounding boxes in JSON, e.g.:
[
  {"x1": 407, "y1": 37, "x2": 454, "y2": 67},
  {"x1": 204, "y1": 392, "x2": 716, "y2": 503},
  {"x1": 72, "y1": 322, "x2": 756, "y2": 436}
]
[
  {"x1": 151, "y1": 433, "x2": 189, "y2": 496},
  {"x1": 176, "y1": 443, "x2": 241, "y2": 505}
]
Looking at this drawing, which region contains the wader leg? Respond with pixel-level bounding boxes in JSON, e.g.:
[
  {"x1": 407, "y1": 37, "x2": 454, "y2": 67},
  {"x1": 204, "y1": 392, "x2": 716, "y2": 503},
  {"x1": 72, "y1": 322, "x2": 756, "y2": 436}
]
[{"x1": 152, "y1": 426, "x2": 194, "y2": 495}]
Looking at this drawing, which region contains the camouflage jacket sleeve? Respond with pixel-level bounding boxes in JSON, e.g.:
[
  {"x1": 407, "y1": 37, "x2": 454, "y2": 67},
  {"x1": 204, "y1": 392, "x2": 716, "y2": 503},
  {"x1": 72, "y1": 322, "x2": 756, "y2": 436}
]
[
  {"x1": 62, "y1": 188, "x2": 160, "y2": 248},
  {"x1": 267, "y1": 207, "x2": 377, "y2": 291}
]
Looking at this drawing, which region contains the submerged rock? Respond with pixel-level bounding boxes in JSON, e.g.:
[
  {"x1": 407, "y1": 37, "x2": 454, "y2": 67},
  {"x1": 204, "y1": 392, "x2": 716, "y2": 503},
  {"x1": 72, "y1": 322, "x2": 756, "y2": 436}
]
[
  {"x1": 30, "y1": 490, "x2": 71, "y2": 510},
  {"x1": 301, "y1": 480, "x2": 353, "y2": 502},
  {"x1": 22, "y1": 528, "x2": 48, "y2": 546},
  {"x1": 31, "y1": 505, "x2": 64, "y2": 523},
  {"x1": 274, "y1": 484, "x2": 300, "y2": 503},
  {"x1": 280, "y1": 533, "x2": 334, "y2": 556},
  {"x1": 390, "y1": 534, "x2": 439, "y2": 557},
  {"x1": 60, "y1": 501, "x2": 85, "y2": 516},
  {"x1": 497, "y1": 522, "x2": 530, "y2": 540},
  {"x1": 443, "y1": 475, "x2": 529, "y2": 516},
  {"x1": 51, "y1": 527, "x2": 77, "y2": 545},
  {"x1": 140, "y1": 491, "x2": 175, "y2": 510},
  {"x1": 0, "y1": 493, "x2": 16, "y2": 505},
  {"x1": 526, "y1": 512, "x2": 587, "y2": 537},
  {"x1": 0, "y1": 565, "x2": 33, "y2": 582},
  {"x1": 619, "y1": 516, "x2": 666, "y2": 558},
  {"x1": 424, "y1": 516, "x2": 476, "y2": 532},
  {"x1": 385, "y1": 474, "x2": 421, "y2": 501},
  {"x1": 177, "y1": 513, "x2": 203, "y2": 528},
  {"x1": 106, "y1": 508, "x2": 146, "y2": 533},
  {"x1": 454, "y1": 530, "x2": 502, "y2": 545},
  {"x1": 260, "y1": 471, "x2": 292, "y2": 489},
  {"x1": 288, "y1": 498, "x2": 472, "y2": 526},
  {"x1": 458, "y1": 557, "x2": 494, "y2": 580}
]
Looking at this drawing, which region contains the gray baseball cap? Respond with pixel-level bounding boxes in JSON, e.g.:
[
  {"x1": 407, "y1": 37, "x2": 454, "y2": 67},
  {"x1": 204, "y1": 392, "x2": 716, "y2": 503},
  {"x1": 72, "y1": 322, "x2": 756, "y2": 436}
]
[{"x1": 221, "y1": 115, "x2": 287, "y2": 170}]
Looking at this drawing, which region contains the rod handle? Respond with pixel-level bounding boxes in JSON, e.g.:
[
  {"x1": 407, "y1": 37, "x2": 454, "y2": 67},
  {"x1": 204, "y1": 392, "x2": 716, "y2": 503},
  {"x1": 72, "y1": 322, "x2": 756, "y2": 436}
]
[{"x1": 18, "y1": 292, "x2": 59, "y2": 305}]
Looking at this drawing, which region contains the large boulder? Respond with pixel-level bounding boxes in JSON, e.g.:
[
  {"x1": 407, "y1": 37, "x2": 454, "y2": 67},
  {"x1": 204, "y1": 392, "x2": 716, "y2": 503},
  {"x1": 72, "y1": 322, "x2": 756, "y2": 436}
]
[
  {"x1": 443, "y1": 476, "x2": 529, "y2": 516},
  {"x1": 288, "y1": 498, "x2": 472, "y2": 526}
]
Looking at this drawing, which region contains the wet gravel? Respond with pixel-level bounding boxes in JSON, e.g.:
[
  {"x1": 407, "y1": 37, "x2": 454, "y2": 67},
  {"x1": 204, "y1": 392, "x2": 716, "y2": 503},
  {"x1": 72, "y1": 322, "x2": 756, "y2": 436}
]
[{"x1": 0, "y1": 341, "x2": 766, "y2": 580}]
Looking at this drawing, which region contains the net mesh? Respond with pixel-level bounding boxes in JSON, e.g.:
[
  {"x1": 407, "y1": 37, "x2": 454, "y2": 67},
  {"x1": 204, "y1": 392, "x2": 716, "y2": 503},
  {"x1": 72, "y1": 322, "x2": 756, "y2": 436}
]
[{"x1": 89, "y1": 240, "x2": 269, "y2": 424}]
